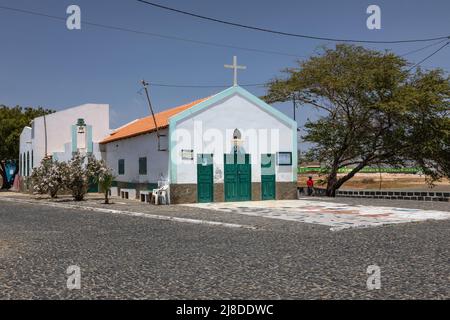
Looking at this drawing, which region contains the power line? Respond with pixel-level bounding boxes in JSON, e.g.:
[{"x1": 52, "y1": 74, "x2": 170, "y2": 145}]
[
  {"x1": 408, "y1": 41, "x2": 450, "y2": 71},
  {"x1": 0, "y1": 5, "x2": 305, "y2": 58},
  {"x1": 135, "y1": 0, "x2": 450, "y2": 44},
  {"x1": 140, "y1": 82, "x2": 266, "y2": 89},
  {"x1": 400, "y1": 39, "x2": 448, "y2": 57}
]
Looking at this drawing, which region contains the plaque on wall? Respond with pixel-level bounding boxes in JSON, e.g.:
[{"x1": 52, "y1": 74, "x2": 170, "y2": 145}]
[
  {"x1": 181, "y1": 149, "x2": 194, "y2": 160},
  {"x1": 277, "y1": 152, "x2": 292, "y2": 166}
]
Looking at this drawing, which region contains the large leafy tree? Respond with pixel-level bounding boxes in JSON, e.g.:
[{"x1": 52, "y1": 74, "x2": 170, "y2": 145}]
[
  {"x1": 0, "y1": 105, "x2": 53, "y2": 188},
  {"x1": 263, "y1": 44, "x2": 450, "y2": 196},
  {"x1": 0, "y1": 105, "x2": 54, "y2": 161}
]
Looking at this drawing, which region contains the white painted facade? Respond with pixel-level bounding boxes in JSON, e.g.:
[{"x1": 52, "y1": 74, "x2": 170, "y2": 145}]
[
  {"x1": 18, "y1": 127, "x2": 33, "y2": 176},
  {"x1": 102, "y1": 129, "x2": 169, "y2": 185},
  {"x1": 100, "y1": 86, "x2": 297, "y2": 192},
  {"x1": 18, "y1": 103, "x2": 110, "y2": 176},
  {"x1": 171, "y1": 93, "x2": 296, "y2": 184}
]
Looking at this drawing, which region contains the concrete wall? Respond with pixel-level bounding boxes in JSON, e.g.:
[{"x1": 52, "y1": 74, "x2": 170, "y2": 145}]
[
  {"x1": 102, "y1": 129, "x2": 169, "y2": 185},
  {"x1": 18, "y1": 103, "x2": 110, "y2": 175},
  {"x1": 172, "y1": 94, "x2": 296, "y2": 184},
  {"x1": 19, "y1": 127, "x2": 33, "y2": 177},
  {"x1": 33, "y1": 103, "x2": 110, "y2": 165}
]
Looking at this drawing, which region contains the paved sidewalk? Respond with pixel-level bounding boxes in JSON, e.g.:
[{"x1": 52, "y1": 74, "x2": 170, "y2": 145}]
[{"x1": 186, "y1": 199, "x2": 450, "y2": 231}]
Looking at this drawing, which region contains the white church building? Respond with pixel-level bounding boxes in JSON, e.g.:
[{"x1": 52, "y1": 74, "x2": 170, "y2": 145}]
[
  {"x1": 100, "y1": 85, "x2": 298, "y2": 204},
  {"x1": 19, "y1": 57, "x2": 298, "y2": 203}
]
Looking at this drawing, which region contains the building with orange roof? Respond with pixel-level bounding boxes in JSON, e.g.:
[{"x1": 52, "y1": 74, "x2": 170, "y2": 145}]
[{"x1": 100, "y1": 85, "x2": 298, "y2": 204}]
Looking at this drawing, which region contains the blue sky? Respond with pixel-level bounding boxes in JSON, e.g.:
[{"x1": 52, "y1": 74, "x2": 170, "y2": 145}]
[{"x1": 1, "y1": 0, "x2": 449, "y2": 140}]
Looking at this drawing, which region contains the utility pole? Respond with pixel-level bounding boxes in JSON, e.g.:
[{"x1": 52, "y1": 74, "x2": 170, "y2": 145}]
[
  {"x1": 43, "y1": 115, "x2": 48, "y2": 158},
  {"x1": 292, "y1": 94, "x2": 296, "y2": 122},
  {"x1": 141, "y1": 80, "x2": 160, "y2": 138},
  {"x1": 141, "y1": 80, "x2": 166, "y2": 151}
]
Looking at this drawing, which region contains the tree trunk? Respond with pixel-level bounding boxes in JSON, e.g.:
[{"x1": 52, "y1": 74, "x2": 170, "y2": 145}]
[
  {"x1": 326, "y1": 161, "x2": 368, "y2": 197},
  {"x1": 104, "y1": 191, "x2": 109, "y2": 204},
  {"x1": 0, "y1": 163, "x2": 8, "y2": 189},
  {"x1": 326, "y1": 169, "x2": 339, "y2": 197}
]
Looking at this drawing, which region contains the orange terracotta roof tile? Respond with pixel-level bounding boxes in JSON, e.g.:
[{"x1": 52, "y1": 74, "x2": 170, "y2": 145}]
[{"x1": 100, "y1": 97, "x2": 210, "y2": 144}]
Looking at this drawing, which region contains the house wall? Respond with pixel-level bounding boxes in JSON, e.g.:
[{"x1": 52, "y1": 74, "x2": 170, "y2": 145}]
[
  {"x1": 19, "y1": 127, "x2": 33, "y2": 176},
  {"x1": 102, "y1": 129, "x2": 169, "y2": 187},
  {"x1": 30, "y1": 103, "x2": 110, "y2": 167},
  {"x1": 18, "y1": 104, "x2": 110, "y2": 193},
  {"x1": 171, "y1": 93, "x2": 297, "y2": 185}
]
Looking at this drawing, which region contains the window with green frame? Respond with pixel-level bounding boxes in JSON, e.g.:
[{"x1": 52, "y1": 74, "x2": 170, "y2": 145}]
[
  {"x1": 118, "y1": 159, "x2": 125, "y2": 175},
  {"x1": 139, "y1": 157, "x2": 147, "y2": 175}
]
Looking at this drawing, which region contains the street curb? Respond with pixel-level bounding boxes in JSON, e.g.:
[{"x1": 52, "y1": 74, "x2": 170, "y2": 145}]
[{"x1": 0, "y1": 197, "x2": 258, "y2": 230}]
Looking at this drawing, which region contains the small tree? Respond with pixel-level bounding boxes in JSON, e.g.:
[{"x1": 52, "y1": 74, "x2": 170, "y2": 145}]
[
  {"x1": 87, "y1": 155, "x2": 115, "y2": 204},
  {"x1": 31, "y1": 158, "x2": 67, "y2": 198},
  {"x1": 64, "y1": 153, "x2": 89, "y2": 201}
]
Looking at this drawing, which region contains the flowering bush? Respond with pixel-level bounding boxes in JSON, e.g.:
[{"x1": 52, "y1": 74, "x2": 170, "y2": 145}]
[
  {"x1": 87, "y1": 155, "x2": 115, "y2": 204},
  {"x1": 64, "y1": 153, "x2": 90, "y2": 201},
  {"x1": 31, "y1": 153, "x2": 115, "y2": 202},
  {"x1": 31, "y1": 158, "x2": 67, "y2": 198}
]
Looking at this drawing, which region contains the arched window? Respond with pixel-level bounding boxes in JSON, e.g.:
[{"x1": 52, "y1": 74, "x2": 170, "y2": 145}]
[
  {"x1": 233, "y1": 129, "x2": 242, "y2": 140},
  {"x1": 26, "y1": 151, "x2": 30, "y2": 177},
  {"x1": 231, "y1": 129, "x2": 245, "y2": 154},
  {"x1": 31, "y1": 150, "x2": 34, "y2": 170}
]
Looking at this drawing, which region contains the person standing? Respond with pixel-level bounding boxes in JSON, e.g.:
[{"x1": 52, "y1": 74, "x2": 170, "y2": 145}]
[{"x1": 307, "y1": 176, "x2": 314, "y2": 196}]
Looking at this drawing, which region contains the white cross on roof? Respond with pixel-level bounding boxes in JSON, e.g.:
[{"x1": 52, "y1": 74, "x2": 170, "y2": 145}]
[{"x1": 224, "y1": 56, "x2": 246, "y2": 87}]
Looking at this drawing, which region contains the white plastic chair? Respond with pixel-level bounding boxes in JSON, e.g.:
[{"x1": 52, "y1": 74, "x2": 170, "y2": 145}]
[
  {"x1": 151, "y1": 189, "x2": 159, "y2": 205},
  {"x1": 158, "y1": 185, "x2": 169, "y2": 205}
]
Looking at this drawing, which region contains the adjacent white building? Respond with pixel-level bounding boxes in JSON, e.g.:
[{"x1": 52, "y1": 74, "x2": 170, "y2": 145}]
[
  {"x1": 19, "y1": 103, "x2": 110, "y2": 187},
  {"x1": 100, "y1": 86, "x2": 298, "y2": 203}
]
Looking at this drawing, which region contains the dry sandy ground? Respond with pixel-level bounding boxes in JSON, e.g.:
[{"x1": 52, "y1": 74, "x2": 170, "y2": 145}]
[{"x1": 299, "y1": 173, "x2": 450, "y2": 191}]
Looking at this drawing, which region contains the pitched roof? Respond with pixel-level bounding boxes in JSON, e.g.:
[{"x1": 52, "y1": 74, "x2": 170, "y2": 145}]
[{"x1": 100, "y1": 97, "x2": 210, "y2": 144}]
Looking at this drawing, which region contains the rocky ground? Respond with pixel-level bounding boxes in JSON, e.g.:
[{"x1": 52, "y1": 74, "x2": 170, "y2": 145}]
[{"x1": 0, "y1": 195, "x2": 448, "y2": 299}]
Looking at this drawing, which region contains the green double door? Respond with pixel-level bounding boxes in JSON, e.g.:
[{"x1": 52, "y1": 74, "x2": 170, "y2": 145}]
[
  {"x1": 224, "y1": 153, "x2": 251, "y2": 202},
  {"x1": 197, "y1": 154, "x2": 214, "y2": 203},
  {"x1": 261, "y1": 154, "x2": 276, "y2": 200}
]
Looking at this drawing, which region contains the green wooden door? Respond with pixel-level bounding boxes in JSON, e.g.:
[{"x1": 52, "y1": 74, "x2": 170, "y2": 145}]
[
  {"x1": 197, "y1": 154, "x2": 214, "y2": 203},
  {"x1": 261, "y1": 154, "x2": 276, "y2": 200},
  {"x1": 224, "y1": 154, "x2": 251, "y2": 202}
]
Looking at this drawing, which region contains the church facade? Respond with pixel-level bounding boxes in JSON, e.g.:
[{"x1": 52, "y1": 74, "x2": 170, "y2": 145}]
[{"x1": 100, "y1": 86, "x2": 298, "y2": 204}]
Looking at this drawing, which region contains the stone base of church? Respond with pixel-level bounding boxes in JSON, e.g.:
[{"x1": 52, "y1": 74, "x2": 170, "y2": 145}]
[
  {"x1": 276, "y1": 182, "x2": 298, "y2": 200},
  {"x1": 170, "y1": 182, "x2": 298, "y2": 204},
  {"x1": 170, "y1": 184, "x2": 198, "y2": 204}
]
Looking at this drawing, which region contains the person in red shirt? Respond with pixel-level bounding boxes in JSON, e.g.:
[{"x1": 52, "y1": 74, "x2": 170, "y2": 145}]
[{"x1": 307, "y1": 176, "x2": 314, "y2": 196}]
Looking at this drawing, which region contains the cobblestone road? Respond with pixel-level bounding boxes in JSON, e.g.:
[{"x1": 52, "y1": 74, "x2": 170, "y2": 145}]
[{"x1": 0, "y1": 199, "x2": 448, "y2": 299}]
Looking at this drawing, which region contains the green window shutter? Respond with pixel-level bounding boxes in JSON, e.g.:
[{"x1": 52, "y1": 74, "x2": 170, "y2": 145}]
[
  {"x1": 118, "y1": 159, "x2": 125, "y2": 175},
  {"x1": 139, "y1": 157, "x2": 147, "y2": 175}
]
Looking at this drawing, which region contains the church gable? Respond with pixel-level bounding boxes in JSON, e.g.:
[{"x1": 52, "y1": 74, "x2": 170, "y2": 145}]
[
  {"x1": 169, "y1": 86, "x2": 298, "y2": 185},
  {"x1": 168, "y1": 86, "x2": 296, "y2": 130}
]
